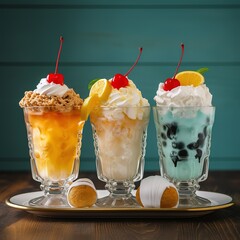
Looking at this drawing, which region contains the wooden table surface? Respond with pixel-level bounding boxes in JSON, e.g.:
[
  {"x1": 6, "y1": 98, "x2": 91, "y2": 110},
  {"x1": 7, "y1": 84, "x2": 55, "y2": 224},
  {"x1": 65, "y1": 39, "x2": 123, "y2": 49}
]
[{"x1": 0, "y1": 171, "x2": 239, "y2": 240}]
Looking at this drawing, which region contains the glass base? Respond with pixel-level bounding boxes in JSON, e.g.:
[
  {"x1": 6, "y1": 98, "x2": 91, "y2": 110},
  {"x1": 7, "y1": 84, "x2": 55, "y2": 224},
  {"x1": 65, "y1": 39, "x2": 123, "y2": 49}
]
[
  {"x1": 96, "y1": 193, "x2": 140, "y2": 208},
  {"x1": 29, "y1": 182, "x2": 70, "y2": 208},
  {"x1": 175, "y1": 180, "x2": 211, "y2": 208},
  {"x1": 97, "y1": 180, "x2": 141, "y2": 208},
  {"x1": 178, "y1": 194, "x2": 211, "y2": 208},
  {"x1": 29, "y1": 194, "x2": 70, "y2": 208}
]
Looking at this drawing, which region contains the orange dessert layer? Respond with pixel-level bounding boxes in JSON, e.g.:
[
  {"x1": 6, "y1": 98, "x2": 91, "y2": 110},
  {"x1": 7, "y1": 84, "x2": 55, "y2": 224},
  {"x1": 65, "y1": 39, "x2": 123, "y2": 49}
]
[{"x1": 26, "y1": 109, "x2": 84, "y2": 181}]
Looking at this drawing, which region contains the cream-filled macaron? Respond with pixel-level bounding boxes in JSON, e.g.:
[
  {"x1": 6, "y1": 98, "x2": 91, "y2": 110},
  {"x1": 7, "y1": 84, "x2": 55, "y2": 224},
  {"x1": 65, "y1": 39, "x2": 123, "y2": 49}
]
[
  {"x1": 136, "y1": 176, "x2": 179, "y2": 208},
  {"x1": 67, "y1": 178, "x2": 97, "y2": 208}
]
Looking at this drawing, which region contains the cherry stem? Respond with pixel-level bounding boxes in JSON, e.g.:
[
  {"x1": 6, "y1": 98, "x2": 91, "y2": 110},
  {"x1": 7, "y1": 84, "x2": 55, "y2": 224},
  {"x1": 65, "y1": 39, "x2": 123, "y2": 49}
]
[
  {"x1": 173, "y1": 43, "x2": 184, "y2": 79},
  {"x1": 55, "y1": 36, "x2": 64, "y2": 74},
  {"x1": 124, "y1": 47, "x2": 143, "y2": 76}
]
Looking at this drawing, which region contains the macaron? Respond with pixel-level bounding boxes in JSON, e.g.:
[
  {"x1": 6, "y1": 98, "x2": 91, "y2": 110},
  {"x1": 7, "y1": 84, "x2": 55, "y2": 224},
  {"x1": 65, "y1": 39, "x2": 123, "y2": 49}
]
[
  {"x1": 67, "y1": 178, "x2": 97, "y2": 208},
  {"x1": 136, "y1": 176, "x2": 179, "y2": 208}
]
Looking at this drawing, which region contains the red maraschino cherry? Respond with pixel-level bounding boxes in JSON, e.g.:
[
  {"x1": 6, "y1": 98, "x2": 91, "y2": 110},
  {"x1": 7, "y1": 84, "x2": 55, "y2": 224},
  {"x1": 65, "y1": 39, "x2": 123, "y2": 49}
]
[
  {"x1": 111, "y1": 47, "x2": 143, "y2": 90},
  {"x1": 163, "y1": 43, "x2": 184, "y2": 91},
  {"x1": 47, "y1": 36, "x2": 64, "y2": 85}
]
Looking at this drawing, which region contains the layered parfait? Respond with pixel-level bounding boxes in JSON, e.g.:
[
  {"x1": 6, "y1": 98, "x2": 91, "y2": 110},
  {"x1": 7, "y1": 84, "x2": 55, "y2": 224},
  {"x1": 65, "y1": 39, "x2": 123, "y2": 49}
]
[
  {"x1": 82, "y1": 48, "x2": 150, "y2": 182},
  {"x1": 153, "y1": 44, "x2": 215, "y2": 182},
  {"x1": 19, "y1": 37, "x2": 84, "y2": 184}
]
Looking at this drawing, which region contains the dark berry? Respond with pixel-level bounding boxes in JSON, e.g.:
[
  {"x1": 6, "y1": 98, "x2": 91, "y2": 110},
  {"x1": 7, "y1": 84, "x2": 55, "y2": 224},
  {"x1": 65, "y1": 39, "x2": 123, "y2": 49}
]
[
  {"x1": 187, "y1": 142, "x2": 199, "y2": 150},
  {"x1": 203, "y1": 126, "x2": 207, "y2": 137},
  {"x1": 161, "y1": 132, "x2": 167, "y2": 140},
  {"x1": 198, "y1": 133, "x2": 205, "y2": 140},
  {"x1": 195, "y1": 149, "x2": 202, "y2": 162},
  {"x1": 196, "y1": 139, "x2": 202, "y2": 147},
  {"x1": 171, "y1": 151, "x2": 178, "y2": 157},
  {"x1": 197, "y1": 133, "x2": 205, "y2": 147},
  {"x1": 178, "y1": 149, "x2": 189, "y2": 158},
  {"x1": 172, "y1": 142, "x2": 185, "y2": 149},
  {"x1": 172, "y1": 157, "x2": 179, "y2": 167},
  {"x1": 162, "y1": 141, "x2": 167, "y2": 147},
  {"x1": 170, "y1": 152, "x2": 180, "y2": 167},
  {"x1": 170, "y1": 151, "x2": 181, "y2": 166},
  {"x1": 166, "y1": 122, "x2": 178, "y2": 139}
]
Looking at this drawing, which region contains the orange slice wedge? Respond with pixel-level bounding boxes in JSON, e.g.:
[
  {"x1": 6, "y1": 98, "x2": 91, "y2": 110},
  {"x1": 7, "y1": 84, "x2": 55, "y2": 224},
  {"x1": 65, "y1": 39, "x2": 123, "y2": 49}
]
[
  {"x1": 80, "y1": 94, "x2": 100, "y2": 121},
  {"x1": 89, "y1": 79, "x2": 112, "y2": 102},
  {"x1": 175, "y1": 71, "x2": 204, "y2": 87}
]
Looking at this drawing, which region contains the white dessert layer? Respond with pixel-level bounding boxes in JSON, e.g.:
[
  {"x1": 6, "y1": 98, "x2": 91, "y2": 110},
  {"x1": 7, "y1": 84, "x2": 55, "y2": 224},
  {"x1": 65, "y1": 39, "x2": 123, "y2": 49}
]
[
  {"x1": 102, "y1": 79, "x2": 149, "y2": 120},
  {"x1": 92, "y1": 116, "x2": 149, "y2": 181},
  {"x1": 154, "y1": 83, "x2": 212, "y2": 107}
]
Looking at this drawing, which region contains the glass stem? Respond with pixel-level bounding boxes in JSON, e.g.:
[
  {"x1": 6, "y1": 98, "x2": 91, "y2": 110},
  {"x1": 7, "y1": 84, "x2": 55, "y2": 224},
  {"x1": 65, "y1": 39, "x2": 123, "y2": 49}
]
[
  {"x1": 175, "y1": 180, "x2": 200, "y2": 198},
  {"x1": 105, "y1": 180, "x2": 135, "y2": 197},
  {"x1": 40, "y1": 182, "x2": 67, "y2": 196}
]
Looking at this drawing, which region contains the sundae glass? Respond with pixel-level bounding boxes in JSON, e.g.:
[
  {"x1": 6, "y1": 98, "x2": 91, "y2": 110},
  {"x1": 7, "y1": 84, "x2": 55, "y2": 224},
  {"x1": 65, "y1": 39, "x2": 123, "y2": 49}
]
[
  {"x1": 19, "y1": 37, "x2": 84, "y2": 207},
  {"x1": 153, "y1": 106, "x2": 215, "y2": 207},
  {"x1": 153, "y1": 44, "x2": 215, "y2": 207},
  {"x1": 82, "y1": 48, "x2": 150, "y2": 207},
  {"x1": 91, "y1": 106, "x2": 150, "y2": 208}
]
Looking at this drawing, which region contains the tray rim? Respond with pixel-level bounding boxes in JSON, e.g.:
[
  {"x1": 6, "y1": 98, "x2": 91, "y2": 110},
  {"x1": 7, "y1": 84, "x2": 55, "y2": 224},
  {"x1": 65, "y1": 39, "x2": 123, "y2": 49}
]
[{"x1": 5, "y1": 190, "x2": 234, "y2": 215}]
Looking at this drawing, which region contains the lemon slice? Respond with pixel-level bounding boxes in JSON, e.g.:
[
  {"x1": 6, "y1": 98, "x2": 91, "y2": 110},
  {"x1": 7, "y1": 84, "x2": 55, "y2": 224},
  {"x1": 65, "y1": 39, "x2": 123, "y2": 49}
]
[
  {"x1": 175, "y1": 71, "x2": 204, "y2": 87},
  {"x1": 80, "y1": 94, "x2": 100, "y2": 121},
  {"x1": 89, "y1": 79, "x2": 112, "y2": 102},
  {"x1": 81, "y1": 79, "x2": 112, "y2": 120}
]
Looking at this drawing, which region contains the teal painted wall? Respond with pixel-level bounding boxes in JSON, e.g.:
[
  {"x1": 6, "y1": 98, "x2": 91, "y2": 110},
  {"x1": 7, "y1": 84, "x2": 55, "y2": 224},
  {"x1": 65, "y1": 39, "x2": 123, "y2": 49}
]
[{"x1": 1, "y1": 0, "x2": 240, "y2": 171}]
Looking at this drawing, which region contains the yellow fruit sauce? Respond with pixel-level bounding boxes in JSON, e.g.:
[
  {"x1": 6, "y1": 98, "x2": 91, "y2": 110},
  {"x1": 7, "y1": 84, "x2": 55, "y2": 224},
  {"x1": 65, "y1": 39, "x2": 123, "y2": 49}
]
[{"x1": 25, "y1": 109, "x2": 84, "y2": 182}]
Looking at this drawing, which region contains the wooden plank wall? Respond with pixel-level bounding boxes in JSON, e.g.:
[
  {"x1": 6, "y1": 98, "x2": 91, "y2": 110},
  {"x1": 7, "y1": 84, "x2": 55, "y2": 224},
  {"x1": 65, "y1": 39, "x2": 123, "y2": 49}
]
[{"x1": 1, "y1": 0, "x2": 240, "y2": 171}]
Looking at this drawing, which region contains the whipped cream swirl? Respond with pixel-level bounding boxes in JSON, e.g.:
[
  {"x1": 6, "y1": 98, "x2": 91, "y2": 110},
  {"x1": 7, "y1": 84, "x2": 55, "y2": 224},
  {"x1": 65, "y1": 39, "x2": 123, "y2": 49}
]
[
  {"x1": 154, "y1": 83, "x2": 212, "y2": 107},
  {"x1": 34, "y1": 78, "x2": 69, "y2": 97},
  {"x1": 102, "y1": 79, "x2": 149, "y2": 120}
]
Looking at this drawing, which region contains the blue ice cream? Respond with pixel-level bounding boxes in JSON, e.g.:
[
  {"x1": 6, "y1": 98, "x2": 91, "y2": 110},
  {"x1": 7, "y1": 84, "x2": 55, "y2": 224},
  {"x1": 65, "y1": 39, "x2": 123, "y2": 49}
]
[
  {"x1": 154, "y1": 78, "x2": 214, "y2": 182},
  {"x1": 153, "y1": 106, "x2": 215, "y2": 181}
]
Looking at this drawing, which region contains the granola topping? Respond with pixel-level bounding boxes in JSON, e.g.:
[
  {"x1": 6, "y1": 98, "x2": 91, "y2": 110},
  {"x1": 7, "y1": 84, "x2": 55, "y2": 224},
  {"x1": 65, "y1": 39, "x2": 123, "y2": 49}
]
[{"x1": 19, "y1": 89, "x2": 83, "y2": 112}]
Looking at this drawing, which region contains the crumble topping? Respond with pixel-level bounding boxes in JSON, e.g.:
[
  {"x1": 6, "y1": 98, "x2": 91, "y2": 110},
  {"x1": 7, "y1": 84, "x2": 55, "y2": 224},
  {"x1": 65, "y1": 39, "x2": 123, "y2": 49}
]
[{"x1": 19, "y1": 89, "x2": 83, "y2": 112}]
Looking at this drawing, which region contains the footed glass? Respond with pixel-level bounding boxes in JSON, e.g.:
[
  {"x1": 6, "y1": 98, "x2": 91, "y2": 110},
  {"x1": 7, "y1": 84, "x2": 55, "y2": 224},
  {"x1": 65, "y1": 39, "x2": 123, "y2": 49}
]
[
  {"x1": 90, "y1": 106, "x2": 150, "y2": 208},
  {"x1": 23, "y1": 106, "x2": 84, "y2": 207},
  {"x1": 153, "y1": 106, "x2": 215, "y2": 208}
]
